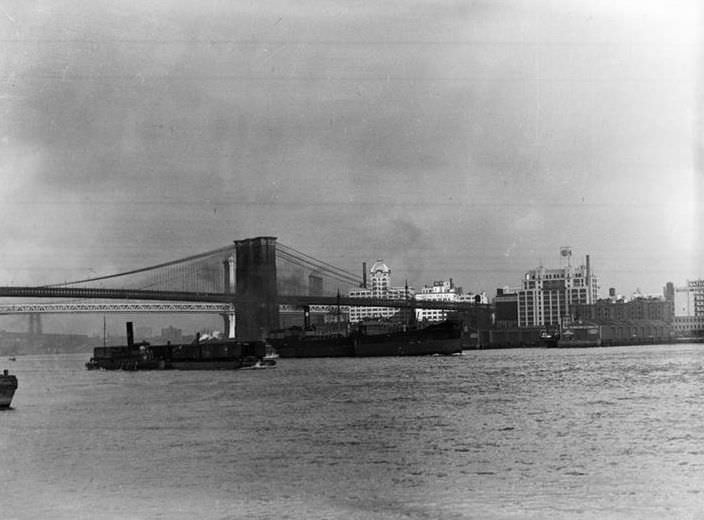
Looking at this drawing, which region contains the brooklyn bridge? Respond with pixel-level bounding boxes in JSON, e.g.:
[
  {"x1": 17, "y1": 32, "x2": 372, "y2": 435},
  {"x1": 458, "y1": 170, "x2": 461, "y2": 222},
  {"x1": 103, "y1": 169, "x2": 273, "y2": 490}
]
[{"x1": 0, "y1": 236, "x2": 491, "y2": 339}]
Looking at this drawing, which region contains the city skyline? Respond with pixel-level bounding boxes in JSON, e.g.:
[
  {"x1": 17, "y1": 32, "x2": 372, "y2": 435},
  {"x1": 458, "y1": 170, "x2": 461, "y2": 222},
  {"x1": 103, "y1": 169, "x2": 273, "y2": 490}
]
[
  {"x1": 0, "y1": 245, "x2": 695, "y2": 338},
  {"x1": 1, "y1": 1, "x2": 701, "y2": 301}
]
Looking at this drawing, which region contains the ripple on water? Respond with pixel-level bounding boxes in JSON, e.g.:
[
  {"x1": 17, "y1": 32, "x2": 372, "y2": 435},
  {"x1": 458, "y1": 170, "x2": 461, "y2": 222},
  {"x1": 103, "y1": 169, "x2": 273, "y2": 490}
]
[{"x1": 4, "y1": 347, "x2": 704, "y2": 518}]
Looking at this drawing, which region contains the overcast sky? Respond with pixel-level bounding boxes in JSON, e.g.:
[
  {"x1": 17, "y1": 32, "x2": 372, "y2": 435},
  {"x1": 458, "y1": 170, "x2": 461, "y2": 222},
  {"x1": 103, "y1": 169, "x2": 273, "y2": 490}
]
[{"x1": 1, "y1": 0, "x2": 701, "y2": 300}]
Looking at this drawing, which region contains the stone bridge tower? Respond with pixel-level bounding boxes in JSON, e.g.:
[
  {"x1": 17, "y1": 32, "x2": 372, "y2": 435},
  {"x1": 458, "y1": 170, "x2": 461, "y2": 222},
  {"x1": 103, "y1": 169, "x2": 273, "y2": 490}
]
[{"x1": 233, "y1": 236, "x2": 279, "y2": 340}]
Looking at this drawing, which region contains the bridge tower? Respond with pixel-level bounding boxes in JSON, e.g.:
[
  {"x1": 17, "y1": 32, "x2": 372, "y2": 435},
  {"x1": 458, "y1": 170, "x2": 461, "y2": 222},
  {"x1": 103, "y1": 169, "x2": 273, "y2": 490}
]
[
  {"x1": 222, "y1": 255, "x2": 236, "y2": 338},
  {"x1": 28, "y1": 313, "x2": 42, "y2": 336},
  {"x1": 234, "y1": 236, "x2": 279, "y2": 340}
]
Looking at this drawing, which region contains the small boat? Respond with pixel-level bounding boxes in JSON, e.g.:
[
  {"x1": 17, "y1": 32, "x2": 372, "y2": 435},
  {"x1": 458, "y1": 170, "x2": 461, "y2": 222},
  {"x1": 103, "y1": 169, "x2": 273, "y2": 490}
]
[
  {"x1": 8, "y1": 356, "x2": 16, "y2": 362},
  {"x1": 539, "y1": 329, "x2": 560, "y2": 348},
  {"x1": 254, "y1": 345, "x2": 278, "y2": 368},
  {"x1": 0, "y1": 369, "x2": 18, "y2": 409},
  {"x1": 240, "y1": 358, "x2": 277, "y2": 370}
]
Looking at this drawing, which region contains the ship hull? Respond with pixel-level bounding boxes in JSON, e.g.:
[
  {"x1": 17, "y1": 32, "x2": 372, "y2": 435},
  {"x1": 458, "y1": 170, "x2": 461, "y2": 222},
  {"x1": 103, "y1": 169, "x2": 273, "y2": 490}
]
[
  {"x1": 269, "y1": 321, "x2": 463, "y2": 358},
  {"x1": 540, "y1": 336, "x2": 560, "y2": 348},
  {"x1": 0, "y1": 373, "x2": 18, "y2": 409},
  {"x1": 269, "y1": 336, "x2": 355, "y2": 358},
  {"x1": 0, "y1": 391, "x2": 16, "y2": 408},
  {"x1": 354, "y1": 320, "x2": 463, "y2": 357},
  {"x1": 170, "y1": 360, "x2": 243, "y2": 370},
  {"x1": 353, "y1": 337, "x2": 461, "y2": 357},
  {"x1": 556, "y1": 339, "x2": 602, "y2": 348}
]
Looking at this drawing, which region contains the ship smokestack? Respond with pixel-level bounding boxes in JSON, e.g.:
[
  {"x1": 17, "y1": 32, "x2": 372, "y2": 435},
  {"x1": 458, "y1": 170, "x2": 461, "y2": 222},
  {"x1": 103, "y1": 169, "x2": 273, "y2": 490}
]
[
  {"x1": 126, "y1": 322, "x2": 134, "y2": 347},
  {"x1": 362, "y1": 262, "x2": 367, "y2": 288}
]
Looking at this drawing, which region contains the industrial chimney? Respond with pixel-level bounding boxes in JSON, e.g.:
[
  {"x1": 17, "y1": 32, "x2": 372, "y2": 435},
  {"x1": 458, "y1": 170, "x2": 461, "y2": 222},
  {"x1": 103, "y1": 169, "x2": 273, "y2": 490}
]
[{"x1": 586, "y1": 255, "x2": 591, "y2": 304}]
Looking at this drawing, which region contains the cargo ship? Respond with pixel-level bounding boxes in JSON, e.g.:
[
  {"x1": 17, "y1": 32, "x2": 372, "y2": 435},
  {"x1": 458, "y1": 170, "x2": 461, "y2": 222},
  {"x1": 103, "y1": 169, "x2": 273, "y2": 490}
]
[
  {"x1": 268, "y1": 319, "x2": 463, "y2": 358},
  {"x1": 86, "y1": 322, "x2": 275, "y2": 371},
  {"x1": 0, "y1": 369, "x2": 18, "y2": 409},
  {"x1": 354, "y1": 320, "x2": 464, "y2": 356}
]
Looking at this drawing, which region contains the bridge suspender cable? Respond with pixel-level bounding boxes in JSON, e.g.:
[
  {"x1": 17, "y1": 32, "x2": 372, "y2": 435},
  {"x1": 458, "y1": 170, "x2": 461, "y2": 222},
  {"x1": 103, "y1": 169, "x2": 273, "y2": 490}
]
[
  {"x1": 278, "y1": 243, "x2": 361, "y2": 279},
  {"x1": 46, "y1": 245, "x2": 235, "y2": 287},
  {"x1": 276, "y1": 250, "x2": 361, "y2": 286},
  {"x1": 277, "y1": 252, "x2": 357, "y2": 285},
  {"x1": 276, "y1": 249, "x2": 359, "y2": 281},
  {"x1": 277, "y1": 243, "x2": 362, "y2": 285}
]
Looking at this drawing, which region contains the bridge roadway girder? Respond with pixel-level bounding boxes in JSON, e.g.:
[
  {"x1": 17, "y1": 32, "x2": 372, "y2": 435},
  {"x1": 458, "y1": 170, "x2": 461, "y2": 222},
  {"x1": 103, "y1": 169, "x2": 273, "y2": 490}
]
[
  {"x1": 277, "y1": 295, "x2": 492, "y2": 313},
  {"x1": 0, "y1": 302, "x2": 234, "y2": 314},
  {"x1": 0, "y1": 287, "x2": 491, "y2": 313},
  {"x1": 0, "y1": 287, "x2": 251, "y2": 304}
]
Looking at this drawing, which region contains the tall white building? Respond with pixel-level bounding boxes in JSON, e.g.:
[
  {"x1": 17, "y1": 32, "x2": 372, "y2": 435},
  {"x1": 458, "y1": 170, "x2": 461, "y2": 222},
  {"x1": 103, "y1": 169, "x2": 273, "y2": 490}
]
[
  {"x1": 415, "y1": 280, "x2": 457, "y2": 322},
  {"x1": 415, "y1": 280, "x2": 488, "y2": 322},
  {"x1": 674, "y1": 280, "x2": 704, "y2": 317},
  {"x1": 517, "y1": 249, "x2": 599, "y2": 328},
  {"x1": 348, "y1": 260, "x2": 413, "y2": 322}
]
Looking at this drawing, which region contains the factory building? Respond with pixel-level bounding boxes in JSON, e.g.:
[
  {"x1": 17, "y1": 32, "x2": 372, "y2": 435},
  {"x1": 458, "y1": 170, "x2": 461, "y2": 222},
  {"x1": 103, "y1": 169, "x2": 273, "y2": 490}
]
[{"x1": 414, "y1": 280, "x2": 488, "y2": 323}]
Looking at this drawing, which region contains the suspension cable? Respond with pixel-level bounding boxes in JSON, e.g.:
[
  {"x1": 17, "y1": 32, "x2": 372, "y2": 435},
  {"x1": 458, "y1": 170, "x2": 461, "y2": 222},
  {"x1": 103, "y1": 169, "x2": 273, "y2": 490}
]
[
  {"x1": 277, "y1": 256, "x2": 358, "y2": 288},
  {"x1": 47, "y1": 244, "x2": 235, "y2": 287},
  {"x1": 278, "y1": 243, "x2": 362, "y2": 281},
  {"x1": 276, "y1": 249, "x2": 361, "y2": 286},
  {"x1": 278, "y1": 248, "x2": 361, "y2": 283},
  {"x1": 48, "y1": 241, "x2": 362, "y2": 290}
]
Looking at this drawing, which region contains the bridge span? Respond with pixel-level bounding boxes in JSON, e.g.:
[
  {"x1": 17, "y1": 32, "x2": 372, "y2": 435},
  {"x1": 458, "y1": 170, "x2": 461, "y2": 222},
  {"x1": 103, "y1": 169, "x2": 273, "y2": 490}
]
[
  {"x1": 0, "y1": 302, "x2": 234, "y2": 315},
  {"x1": 0, "y1": 236, "x2": 492, "y2": 339},
  {"x1": 0, "y1": 286, "x2": 488, "y2": 312},
  {"x1": 0, "y1": 285, "x2": 490, "y2": 339}
]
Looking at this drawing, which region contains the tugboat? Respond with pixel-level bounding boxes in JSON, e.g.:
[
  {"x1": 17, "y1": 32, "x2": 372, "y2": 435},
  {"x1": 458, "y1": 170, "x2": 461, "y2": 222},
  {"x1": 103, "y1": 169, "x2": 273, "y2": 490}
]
[
  {"x1": 0, "y1": 369, "x2": 18, "y2": 409},
  {"x1": 86, "y1": 322, "x2": 276, "y2": 371}
]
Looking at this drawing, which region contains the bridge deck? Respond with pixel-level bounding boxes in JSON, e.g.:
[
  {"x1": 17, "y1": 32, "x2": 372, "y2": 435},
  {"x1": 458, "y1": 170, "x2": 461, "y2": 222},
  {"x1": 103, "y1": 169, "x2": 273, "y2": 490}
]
[{"x1": 0, "y1": 287, "x2": 490, "y2": 312}]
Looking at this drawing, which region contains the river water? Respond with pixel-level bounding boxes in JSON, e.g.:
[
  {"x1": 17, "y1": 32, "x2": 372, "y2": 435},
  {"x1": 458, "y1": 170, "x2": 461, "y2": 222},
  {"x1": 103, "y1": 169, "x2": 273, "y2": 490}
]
[{"x1": 1, "y1": 344, "x2": 704, "y2": 519}]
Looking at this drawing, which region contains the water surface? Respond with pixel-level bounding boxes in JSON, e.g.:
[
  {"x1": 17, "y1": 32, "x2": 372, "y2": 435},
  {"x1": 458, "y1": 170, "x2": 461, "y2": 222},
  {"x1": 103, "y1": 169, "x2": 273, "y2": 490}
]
[{"x1": 2, "y1": 345, "x2": 704, "y2": 519}]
